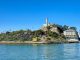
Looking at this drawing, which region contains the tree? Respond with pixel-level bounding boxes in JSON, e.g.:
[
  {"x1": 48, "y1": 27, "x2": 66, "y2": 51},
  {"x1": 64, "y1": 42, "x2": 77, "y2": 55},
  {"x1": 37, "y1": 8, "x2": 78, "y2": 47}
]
[
  {"x1": 70, "y1": 27, "x2": 76, "y2": 30},
  {"x1": 6, "y1": 31, "x2": 10, "y2": 34},
  {"x1": 32, "y1": 30, "x2": 45, "y2": 37},
  {"x1": 63, "y1": 25, "x2": 69, "y2": 31},
  {"x1": 48, "y1": 31, "x2": 59, "y2": 38}
]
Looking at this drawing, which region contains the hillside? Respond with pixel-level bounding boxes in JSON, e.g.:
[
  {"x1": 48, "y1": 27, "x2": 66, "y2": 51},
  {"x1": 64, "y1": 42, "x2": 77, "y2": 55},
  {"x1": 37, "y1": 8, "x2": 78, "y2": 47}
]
[{"x1": 0, "y1": 24, "x2": 77, "y2": 43}]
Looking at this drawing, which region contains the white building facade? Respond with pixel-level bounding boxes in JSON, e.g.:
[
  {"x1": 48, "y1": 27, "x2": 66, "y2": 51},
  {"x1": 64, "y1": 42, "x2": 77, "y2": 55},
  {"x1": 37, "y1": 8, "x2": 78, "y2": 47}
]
[{"x1": 63, "y1": 29, "x2": 79, "y2": 41}]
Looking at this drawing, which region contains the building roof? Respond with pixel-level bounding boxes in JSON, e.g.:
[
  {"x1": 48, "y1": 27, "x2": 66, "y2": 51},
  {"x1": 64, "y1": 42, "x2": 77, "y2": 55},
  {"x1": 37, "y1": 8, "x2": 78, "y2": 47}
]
[{"x1": 64, "y1": 29, "x2": 76, "y2": 32}]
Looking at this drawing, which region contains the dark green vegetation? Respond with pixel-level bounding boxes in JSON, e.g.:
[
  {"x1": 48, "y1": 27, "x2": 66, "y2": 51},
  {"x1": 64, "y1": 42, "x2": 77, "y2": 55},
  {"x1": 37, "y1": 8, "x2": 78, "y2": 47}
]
[
  {"x1": 0, "y1": 24, "x2": 76, "y2": 42},
  {"x1": 0, "y1": 30, "x2": 33, "y2": 41}
]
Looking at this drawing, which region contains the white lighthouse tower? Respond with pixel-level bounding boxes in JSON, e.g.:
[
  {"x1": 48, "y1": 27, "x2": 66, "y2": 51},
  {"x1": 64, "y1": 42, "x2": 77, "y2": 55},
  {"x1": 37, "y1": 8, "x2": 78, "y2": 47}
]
[
  {"x1": 45, "y1": 18, "x2": 49, "y2": 27},
  {"x1": 42, "y1": 18, "x2": 49, "y2": 27}
]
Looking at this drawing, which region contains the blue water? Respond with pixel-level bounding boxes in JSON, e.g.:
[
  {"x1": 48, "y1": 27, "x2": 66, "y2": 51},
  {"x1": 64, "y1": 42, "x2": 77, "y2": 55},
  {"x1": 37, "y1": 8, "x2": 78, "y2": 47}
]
[{"x1": 0, "y1": 43, "x2": 80, "y2": 60}]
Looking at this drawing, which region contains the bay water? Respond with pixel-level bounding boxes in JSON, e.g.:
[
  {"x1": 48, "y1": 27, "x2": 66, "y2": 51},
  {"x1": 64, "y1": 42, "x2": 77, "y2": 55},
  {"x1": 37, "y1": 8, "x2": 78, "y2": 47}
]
[{"x1": 0, "y1": 43, "x2": 80, "y2": 60}]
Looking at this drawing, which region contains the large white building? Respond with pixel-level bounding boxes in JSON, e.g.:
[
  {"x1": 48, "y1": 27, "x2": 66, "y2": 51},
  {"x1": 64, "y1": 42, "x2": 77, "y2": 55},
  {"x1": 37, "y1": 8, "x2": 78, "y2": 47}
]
[{"x1": 63, "y1": 29, "x2": 79, "y2": 41}]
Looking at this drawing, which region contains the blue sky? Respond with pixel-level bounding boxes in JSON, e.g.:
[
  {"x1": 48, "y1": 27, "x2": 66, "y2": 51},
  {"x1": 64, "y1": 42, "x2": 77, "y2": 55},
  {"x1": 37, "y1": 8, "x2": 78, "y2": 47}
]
[{"x1": 0, "y1": 0, "x2": 80, "y2": 32}]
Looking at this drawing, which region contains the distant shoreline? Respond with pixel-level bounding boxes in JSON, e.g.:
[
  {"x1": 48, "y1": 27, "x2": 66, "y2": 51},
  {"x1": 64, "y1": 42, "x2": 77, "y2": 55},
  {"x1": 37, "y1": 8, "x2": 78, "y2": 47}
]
[{"x1": 0, "y1": 41, "x2": 79, "y2": 44}]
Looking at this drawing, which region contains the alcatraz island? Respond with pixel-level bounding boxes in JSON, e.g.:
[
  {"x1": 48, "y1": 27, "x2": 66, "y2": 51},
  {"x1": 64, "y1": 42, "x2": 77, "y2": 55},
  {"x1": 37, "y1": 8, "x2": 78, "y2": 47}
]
[{"x1": 0, "y1": 18, "x2": 80, "y2": 44}]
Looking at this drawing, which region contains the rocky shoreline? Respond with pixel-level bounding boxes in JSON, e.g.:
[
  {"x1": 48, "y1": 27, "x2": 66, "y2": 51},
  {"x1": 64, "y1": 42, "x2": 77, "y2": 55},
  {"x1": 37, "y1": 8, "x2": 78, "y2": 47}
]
[{"x1": 0, "y1": 41, "x2": 79, "y2": 44}]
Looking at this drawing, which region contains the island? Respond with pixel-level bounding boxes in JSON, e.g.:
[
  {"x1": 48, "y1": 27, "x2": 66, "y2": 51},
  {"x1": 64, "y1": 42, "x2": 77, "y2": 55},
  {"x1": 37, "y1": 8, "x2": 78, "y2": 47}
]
[{"x1": 0, "y1": 18, "x2": 79, "y2": 44}]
